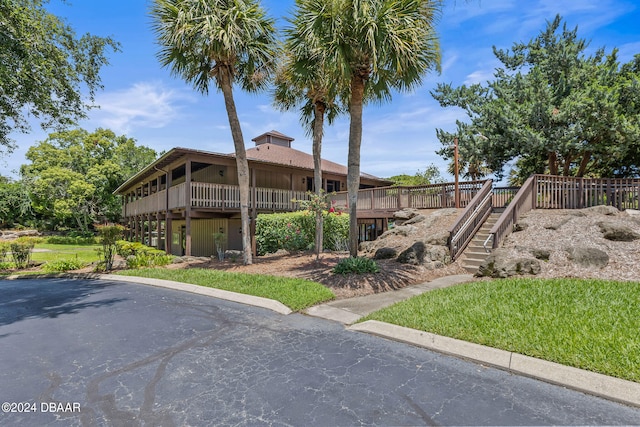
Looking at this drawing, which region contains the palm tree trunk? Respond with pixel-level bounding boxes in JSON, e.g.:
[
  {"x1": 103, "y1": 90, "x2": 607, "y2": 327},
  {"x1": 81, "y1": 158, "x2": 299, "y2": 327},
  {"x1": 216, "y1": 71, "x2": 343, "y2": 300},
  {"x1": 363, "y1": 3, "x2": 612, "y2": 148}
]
[
  {"x1": 312, "y1": 101, "x2": 326, "y2": 260},
  {"x1": 347, "y1": 75, "x2": 365, "y2": 258},
  {"x1": 219, "y1": 67, "x2": 252, "y2": 265}
]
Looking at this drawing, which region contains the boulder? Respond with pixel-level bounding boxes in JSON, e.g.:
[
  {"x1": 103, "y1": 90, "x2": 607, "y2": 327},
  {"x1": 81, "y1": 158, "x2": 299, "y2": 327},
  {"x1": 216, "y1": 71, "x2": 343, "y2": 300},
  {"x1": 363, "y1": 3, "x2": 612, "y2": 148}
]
[
  {"x1": 513, "y1": 222, "x2": 529, "y2": 232},
  {"x1": 583, "y1": 205, "x2": 619, "y2": 216},
  {"x1": 393, "y1": 208, "x2": 420, "y2": 221},
  {"x1": 530, "y1": 248, "x2": 551, "y2": 261},
  {"x1": 396, "y1": 242, "x2": 426, "y2": 265},
  {"x1": 396, "y1": 242, "x2": 451, "y2": 266},
  {"x1": 596, "y1": 221, "x2": 640, "y2": 242},
  {"x1": 403, "y1": 214, "x2": 426, "y2": 225},
  {"x1": 544, "y1": 216, "x2": 572, "y2": 230},
  {"x1": 565, "y1": 247, "x2": 609, "y2": 268},
  {"x1": 381, "y1": 225, "x2": 418, "y2": 238},
  {"x1": 374, "y1": 247, "x2": 397, "y2": 260},
  {"x1": 424, "y1": 244, "x2": 450, "y2": 264},
  {"x1": 624, "y1": 209, "x2": 640, "y2": 217},
  {"x1": 477, "y1": 248, "x2": 541, "y2": 278},
  {"x1": 425, "y1": 231, "x2": 450, "y2": 246}
]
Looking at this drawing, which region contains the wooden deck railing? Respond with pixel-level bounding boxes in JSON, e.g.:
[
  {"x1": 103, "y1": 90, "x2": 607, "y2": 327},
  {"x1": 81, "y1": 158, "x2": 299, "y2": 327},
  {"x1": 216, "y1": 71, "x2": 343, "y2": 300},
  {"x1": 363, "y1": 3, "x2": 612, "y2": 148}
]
[
  {"x1": 330, "y1": 180, "x2": 487, "y2": 212},
  {"x1": 488, "y1": 175, "x2": 536, "y2": 249},
  {"x1": 447, "y1": 180, "x2": 494, "y2": 260},
  {"x1": 123, "y1": 182, "x2": 311, "y2": 216},
  {"x1": 535, "y1": 175, "x2": 640, "y2": 210},
  {"x1": 488, "y1": 175, "x2": 640, "y2": 250}
]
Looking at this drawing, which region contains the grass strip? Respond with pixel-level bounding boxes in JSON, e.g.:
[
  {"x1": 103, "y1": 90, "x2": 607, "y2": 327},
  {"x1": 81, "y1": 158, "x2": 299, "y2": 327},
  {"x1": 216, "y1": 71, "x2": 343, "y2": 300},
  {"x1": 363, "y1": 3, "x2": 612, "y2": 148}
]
[
  {"x1": 30, "y1": 244, "x2": 101, "y2": 265},
  {"x1": 117, "y1": 268, "x2": 335, "y2": 311},
  {"x1": 361, "y1": 278, "x2": 640, "y2": 382}
]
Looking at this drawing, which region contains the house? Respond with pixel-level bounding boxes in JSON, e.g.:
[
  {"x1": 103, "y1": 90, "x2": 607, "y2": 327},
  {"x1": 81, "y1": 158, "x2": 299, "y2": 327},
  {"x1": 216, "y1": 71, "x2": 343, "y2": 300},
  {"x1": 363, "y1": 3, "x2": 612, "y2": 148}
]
[{"x1": 114, "y1": 131, "x2": 391, "y2": 257}]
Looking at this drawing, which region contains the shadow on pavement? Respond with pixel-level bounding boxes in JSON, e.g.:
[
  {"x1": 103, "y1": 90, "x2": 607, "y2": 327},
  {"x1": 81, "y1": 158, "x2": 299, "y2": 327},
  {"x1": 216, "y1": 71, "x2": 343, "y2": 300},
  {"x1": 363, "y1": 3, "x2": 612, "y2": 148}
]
[{"x1": 0, "y1": 279, "x2": 126, "y2": 327}]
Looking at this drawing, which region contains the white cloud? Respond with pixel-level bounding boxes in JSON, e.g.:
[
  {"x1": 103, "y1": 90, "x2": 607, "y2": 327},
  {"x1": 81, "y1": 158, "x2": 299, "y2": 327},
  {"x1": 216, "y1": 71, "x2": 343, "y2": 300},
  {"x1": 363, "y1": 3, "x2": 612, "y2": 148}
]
[
  {"x1": 464, "y1": 68, "x2": 494, "y2": 85},
  {"x1": 90, "y1": 82, "x2": 195, "y2": 133}
]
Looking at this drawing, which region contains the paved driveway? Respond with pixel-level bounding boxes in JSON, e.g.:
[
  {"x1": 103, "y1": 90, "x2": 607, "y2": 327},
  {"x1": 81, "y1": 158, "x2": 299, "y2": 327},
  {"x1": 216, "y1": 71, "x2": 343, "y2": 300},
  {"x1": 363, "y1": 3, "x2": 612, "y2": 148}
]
[{"x1": 1, "y1": 278, "x2": 639, "y2": 426}]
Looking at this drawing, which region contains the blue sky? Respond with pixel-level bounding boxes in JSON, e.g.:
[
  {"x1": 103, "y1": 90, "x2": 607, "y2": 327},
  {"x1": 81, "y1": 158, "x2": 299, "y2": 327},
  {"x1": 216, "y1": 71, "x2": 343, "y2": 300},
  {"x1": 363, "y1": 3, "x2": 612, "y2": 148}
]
[{"x1": 2, "y1": 0, "x2": 639, "y2": 181}]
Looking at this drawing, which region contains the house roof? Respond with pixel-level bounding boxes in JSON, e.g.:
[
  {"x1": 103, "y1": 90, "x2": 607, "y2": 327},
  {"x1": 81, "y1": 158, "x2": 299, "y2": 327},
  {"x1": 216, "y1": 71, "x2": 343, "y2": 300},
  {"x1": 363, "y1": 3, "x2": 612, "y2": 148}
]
[
  {"x1": 244, "y1": 143, "x2": 382, "y2": 181},
  {"x1": 115, "y1": 142, "x2": 389, "y2": 194},
  {"x1": 251, "y1": 130, "x2": 294, "y2": 143}
]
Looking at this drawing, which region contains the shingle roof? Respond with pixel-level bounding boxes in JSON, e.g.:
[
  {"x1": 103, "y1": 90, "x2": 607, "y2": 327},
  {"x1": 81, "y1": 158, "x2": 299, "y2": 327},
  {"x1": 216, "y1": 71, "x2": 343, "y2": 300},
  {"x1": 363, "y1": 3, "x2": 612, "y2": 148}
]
[
  {"x1": 115, "y1": 138, "x2": 389, "y2": 194},
  {"x1": 251, "y1": 130, "x2": 294, "y2": 142},
  {"x1": 244, "y1": 143, "x2": 381, "y2": 180}
]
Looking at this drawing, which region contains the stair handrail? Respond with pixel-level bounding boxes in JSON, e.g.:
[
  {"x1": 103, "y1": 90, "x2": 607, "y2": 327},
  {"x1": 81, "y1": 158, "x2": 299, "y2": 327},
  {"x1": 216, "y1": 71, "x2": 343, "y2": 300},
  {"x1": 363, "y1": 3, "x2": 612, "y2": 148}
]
[
  {"x1": 487, "y1": 175, "x2": 536, "y2": 249},
  {"x1": 448, "y1": 180, "x2": 493, "y2": 261}
]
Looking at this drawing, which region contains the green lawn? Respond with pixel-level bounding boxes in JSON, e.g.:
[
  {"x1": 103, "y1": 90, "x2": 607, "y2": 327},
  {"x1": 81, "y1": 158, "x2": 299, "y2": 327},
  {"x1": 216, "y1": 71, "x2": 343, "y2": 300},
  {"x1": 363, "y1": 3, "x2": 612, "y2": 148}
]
[
  {"x1": 117, "y1": 268, "x2": 335, "y2": 311},
  {"x1": 0, "y1": 243, "x2": 102, "y2": 273},
  {"x1": 361, "y1": 278, "x2": 640, "y2": 383},
  {"x1": 30, "y1": 243, "x2": 102, "y2": 265}
]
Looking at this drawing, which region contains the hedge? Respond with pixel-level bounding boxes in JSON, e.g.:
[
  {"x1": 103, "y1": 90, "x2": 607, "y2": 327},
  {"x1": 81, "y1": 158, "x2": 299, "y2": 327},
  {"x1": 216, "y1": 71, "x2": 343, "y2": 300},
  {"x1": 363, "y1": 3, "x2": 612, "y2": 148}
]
[{"x1": 255, "y1": 211, "x2": 349, "y2": 255}]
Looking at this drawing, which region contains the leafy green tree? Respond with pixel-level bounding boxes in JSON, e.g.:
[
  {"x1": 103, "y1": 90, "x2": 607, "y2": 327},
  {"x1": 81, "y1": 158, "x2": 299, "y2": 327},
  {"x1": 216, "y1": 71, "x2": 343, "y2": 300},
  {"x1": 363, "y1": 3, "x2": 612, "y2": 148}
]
[
  {"x1": 21, "y1": 128, "x2": 157, "y2": 232},
  {"x1": 151, "y1": 0, "x2": 278, "y2": 265},
  {"x1": 0, "y1": 176, "x2": 33, "y2": 228},
  {"x1": 432, "y1": 15, "x2": 640, "y2": 183},
  {"x1": 274, "y1": 1, "x2": 344, "y2": 259},
  {"x1": 387, "y1": 164, "x2": 445, "y2": 186},
  {"x1": 294, "y1": 0, "x2": 441, "y2": 256},
  {"x1": 0, "y1": 0, "x2": 119, "y2": 152}
]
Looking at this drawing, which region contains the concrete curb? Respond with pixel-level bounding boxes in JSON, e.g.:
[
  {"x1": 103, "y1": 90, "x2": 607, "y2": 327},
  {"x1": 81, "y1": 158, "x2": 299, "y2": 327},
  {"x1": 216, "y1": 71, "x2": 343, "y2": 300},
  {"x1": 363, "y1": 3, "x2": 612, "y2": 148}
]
[
  {"x1": 101, "y1": 274, "x2": 293, "y2": 315},
  {"x1": 349, "y1": 320, "x2": 640, "y2": 408},
  {"x1": 1, "y1": 273, "x2": 292, "y2": 315}
]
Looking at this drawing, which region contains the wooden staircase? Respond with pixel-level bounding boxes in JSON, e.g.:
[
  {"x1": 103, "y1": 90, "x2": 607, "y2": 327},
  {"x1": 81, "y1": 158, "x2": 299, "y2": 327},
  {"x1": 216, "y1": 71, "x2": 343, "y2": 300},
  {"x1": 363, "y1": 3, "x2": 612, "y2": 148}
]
[{"x1": 458, "y1": 211, "x2": 501, "y2": 274}]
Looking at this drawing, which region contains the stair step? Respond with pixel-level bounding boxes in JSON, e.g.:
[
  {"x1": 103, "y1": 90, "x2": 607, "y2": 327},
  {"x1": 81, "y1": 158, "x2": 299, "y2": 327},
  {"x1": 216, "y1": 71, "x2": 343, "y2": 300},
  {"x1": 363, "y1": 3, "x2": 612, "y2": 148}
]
[{"x1": 460, "y1": 258, "x2": 485, "y2": 267}]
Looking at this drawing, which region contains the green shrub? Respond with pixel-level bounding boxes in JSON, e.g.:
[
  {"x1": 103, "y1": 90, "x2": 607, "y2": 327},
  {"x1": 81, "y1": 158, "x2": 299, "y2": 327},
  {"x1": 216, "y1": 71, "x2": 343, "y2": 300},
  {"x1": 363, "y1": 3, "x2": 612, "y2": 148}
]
[
  {"x1": 115, "y1": 240, "x2": 173, "y2": 269},
  {"x1": 256, "y1": 211, "x2": 349, "y2": 255},
  {"x1": 125, "y1": 250, "x2": 173, "y2": 269},
  {"x1": 42, "y1": 259, "x2": 85, "y2": 272},
  {"x1": 116, "y1": 240, "x2": 146, "y2": 258},
  {"x1": 46, "y1": 235, "x2": 98, "y2": 245},
  {"x1": 10, "y1": 237, "x2": 36, "y2": 269},
  {"x1": 0, "y1": 261, "x2": 12, "y2": 271},
  {"x1": 333, "y1": 257, "x2": 380, "y2": 275},
  {"x1": 0, "y1": 242, "x2": 8, "y2": 262}
]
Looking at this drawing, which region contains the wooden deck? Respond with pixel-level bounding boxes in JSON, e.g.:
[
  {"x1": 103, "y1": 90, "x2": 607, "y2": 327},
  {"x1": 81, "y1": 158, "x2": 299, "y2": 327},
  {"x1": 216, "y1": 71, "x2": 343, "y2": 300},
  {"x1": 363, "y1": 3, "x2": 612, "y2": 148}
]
[{"x1": 123, "y1": 182, "x2": 310, "y2": 217}]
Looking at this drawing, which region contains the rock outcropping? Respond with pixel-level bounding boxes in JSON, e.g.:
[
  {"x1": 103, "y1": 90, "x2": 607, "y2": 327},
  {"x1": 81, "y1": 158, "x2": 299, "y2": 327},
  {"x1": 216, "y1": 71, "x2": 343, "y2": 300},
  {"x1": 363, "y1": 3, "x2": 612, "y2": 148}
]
[
  {"x1": 360, "y1": 208, "x2": 458, "y2": 270},
  {"x1": 476, "y1": 206, "x2": 640, "y2": 281}
]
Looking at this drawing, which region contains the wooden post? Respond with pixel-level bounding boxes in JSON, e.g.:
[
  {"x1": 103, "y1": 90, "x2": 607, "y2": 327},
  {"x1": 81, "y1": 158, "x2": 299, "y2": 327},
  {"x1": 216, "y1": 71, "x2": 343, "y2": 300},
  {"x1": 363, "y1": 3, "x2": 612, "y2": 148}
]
[
  {"x1": 251, "y1": 168, "x2": 257, "y2": 256},
  {"x1": 165, "y1": 169, "x2": 172, "y2": 254},
  {"x1": 156, "y1": 214, "x2": 162, "y2": 250},
  {"x1": 185, "y1": 159, "x2": 192, "y2": 256},
  {"x1": 147, "y1": 213, "x2": 152, "y2": 246},
  {"x1": 454, "y1": 137, "x2": 460, "y2": 209}
]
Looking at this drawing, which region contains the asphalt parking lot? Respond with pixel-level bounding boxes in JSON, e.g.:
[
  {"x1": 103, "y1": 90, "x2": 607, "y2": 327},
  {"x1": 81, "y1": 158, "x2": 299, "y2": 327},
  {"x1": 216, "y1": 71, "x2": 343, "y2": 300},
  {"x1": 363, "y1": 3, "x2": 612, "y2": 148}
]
[{"x1": 1, "y1": 278, "x2": 639, "y2": 426}]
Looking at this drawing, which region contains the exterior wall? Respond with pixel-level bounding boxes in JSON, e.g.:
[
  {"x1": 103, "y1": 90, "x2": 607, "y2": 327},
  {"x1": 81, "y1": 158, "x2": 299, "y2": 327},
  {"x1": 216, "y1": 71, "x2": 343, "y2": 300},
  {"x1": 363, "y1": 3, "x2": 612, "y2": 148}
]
[
  {"x1": 192, "y1": 164, "x2": 238, "y2": 185},
  {"x1": 170, "y1": 218, "x2": 232, "y2": 257},
  {"x1": 254, "y1": 169, "x2": 291, "y2": 190}
]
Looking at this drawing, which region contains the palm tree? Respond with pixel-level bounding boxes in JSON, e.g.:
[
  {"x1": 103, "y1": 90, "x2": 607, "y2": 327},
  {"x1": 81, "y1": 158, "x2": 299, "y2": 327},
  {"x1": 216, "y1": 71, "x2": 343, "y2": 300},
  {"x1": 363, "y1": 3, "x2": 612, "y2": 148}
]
[
  {"x1": 151, "y1": 0, "x2": 278, "y2": 264},
  {"x1": 291, "y1": 0, "x2": 442, "y2": 256},
  {"x1": 274, "y1": 4, "x2": 343, "y2": 259}
]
